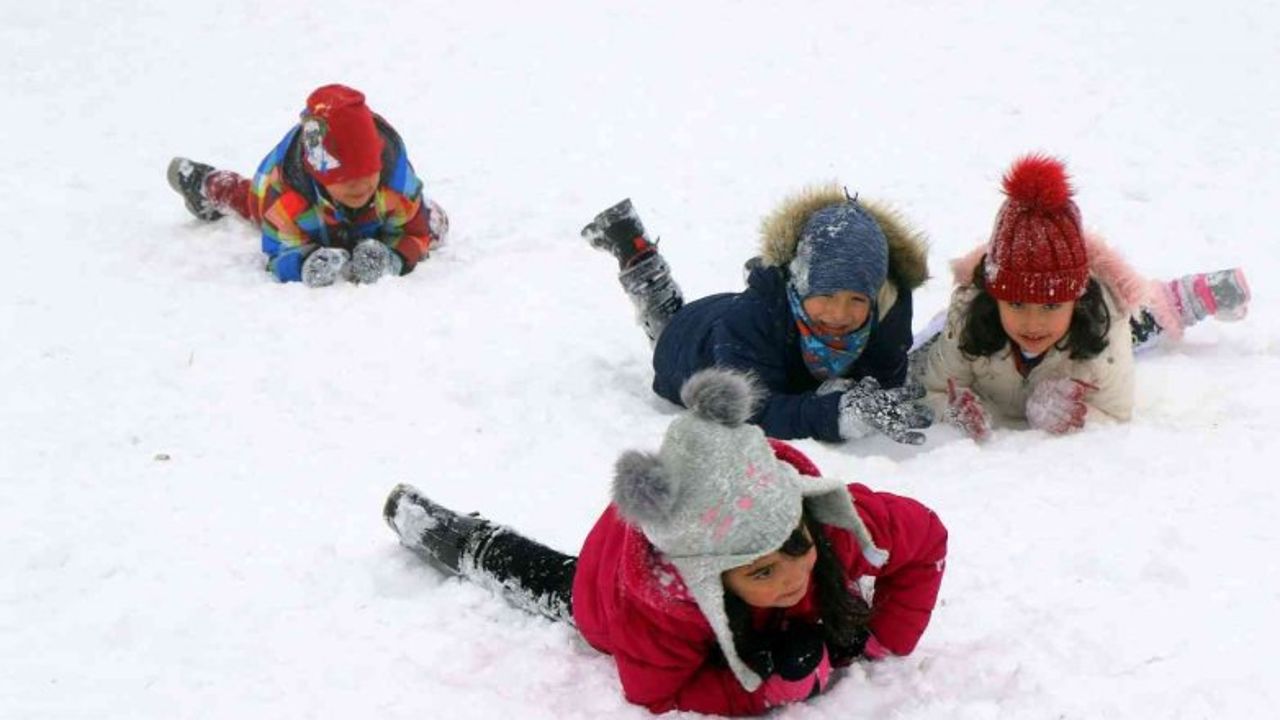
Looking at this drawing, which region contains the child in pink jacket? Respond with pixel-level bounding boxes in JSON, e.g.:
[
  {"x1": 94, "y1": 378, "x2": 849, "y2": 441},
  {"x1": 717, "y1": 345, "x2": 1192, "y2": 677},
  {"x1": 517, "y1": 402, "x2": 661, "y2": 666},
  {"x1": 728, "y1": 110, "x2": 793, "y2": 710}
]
[{"x1": 385, "y1": 369, "x2": 947, "y2": 715}]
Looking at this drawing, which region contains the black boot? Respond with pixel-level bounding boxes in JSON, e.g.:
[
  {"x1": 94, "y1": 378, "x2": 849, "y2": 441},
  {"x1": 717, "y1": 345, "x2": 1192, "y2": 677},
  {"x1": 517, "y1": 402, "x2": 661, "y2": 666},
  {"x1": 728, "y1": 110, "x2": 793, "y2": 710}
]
[
  {"x1": 581, "y1": 198, "x2": 657, "y2": 270},
  {"x1": 166, "y1": 157, "x2": 224, "y2": 221},
  {"x1": 620, "y1": 253, "x2": 684, "y2": 343},
  {"x1": 383, "y1": 483, "x2": 489, "y2": 574}
]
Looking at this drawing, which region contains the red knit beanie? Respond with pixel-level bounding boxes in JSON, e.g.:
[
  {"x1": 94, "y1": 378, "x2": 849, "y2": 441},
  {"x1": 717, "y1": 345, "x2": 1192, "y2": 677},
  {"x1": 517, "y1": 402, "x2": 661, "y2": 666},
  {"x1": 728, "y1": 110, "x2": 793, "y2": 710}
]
[
  {"x1": 983, "y1": 155, "x2": 1089, "y2": 303},
  {"x1": 299, "y1": 84, "x2": 383, "y2": 184}
]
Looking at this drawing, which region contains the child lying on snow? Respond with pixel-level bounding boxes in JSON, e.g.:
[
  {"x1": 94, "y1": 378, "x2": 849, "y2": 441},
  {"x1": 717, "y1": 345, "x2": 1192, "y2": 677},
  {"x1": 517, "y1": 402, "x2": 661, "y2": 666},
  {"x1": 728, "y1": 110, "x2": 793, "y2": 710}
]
[
  {"x1": 167, "y1": 84, "x2": 448, "y2": 287},
  {"x1": 918, "y1": 154, "x2": 1250, "y2": 439},
  {"x1": 580, "y1": 187, "x2": 934, "y2": 446},
  {"x1": 384, "y1": 369, "x2": 947, "y2": 716}
]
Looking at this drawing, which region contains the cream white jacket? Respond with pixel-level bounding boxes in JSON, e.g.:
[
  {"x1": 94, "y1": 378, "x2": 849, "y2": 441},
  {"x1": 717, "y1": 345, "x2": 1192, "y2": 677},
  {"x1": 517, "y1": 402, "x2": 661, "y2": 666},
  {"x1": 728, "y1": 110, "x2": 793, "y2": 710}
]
[
  {"x1": 921, "y1": 283, "x2": 1135, "y2": 425},
  {"x1": 919, "y1": 233, "x2": 1166, "y2": 426}
]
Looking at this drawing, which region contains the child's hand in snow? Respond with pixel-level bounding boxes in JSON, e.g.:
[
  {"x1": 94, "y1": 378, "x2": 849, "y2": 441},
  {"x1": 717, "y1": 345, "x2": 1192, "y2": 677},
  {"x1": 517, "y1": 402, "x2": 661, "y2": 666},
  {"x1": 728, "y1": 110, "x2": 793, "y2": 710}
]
[
  {"x1": 861, "y1": 633, "x2": 893, "y2": 661},
  {"x1": 1025, "y1": 378, "x2": 1096, "y2": 434},
  {"x1": 760, "y1": 623, "x2": 832, "y2": 707},
  {"x1": 838, "y1": 377, "x2": 933, "y2": 445},
  {"x1": 946, "y1": 379, "x2": 991, "y2": 441}
]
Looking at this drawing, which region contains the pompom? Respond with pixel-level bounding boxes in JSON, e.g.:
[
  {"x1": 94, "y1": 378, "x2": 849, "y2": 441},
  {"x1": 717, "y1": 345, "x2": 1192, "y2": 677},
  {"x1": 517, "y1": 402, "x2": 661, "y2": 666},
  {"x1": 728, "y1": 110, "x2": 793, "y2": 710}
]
[
  {"x1": 1002, "y1": 154, "x2": 1073, "y2": 211},
  {"x1": 678, "y1": 368, "x2": 761, "y2": 427},
  {"x1": 612, "y1": 450, "x2": 678, "y2": 525}
]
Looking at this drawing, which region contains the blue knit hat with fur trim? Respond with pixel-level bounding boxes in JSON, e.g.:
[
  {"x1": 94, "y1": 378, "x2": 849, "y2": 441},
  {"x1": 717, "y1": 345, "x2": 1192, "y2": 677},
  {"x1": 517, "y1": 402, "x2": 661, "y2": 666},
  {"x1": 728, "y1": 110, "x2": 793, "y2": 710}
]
[{"x1": 789, "y1": 199, "x2": 889, "y2": 299}]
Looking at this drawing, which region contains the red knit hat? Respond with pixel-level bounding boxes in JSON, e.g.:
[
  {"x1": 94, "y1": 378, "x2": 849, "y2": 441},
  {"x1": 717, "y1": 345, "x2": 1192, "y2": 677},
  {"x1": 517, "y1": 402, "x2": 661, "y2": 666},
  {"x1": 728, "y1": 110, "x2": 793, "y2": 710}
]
[
  {"x1": 983, "y1": 155, "x2": 1089, "y2": 303},
  {"x1": 299, "y1": 84, "x2": 383, "y2": 184}
]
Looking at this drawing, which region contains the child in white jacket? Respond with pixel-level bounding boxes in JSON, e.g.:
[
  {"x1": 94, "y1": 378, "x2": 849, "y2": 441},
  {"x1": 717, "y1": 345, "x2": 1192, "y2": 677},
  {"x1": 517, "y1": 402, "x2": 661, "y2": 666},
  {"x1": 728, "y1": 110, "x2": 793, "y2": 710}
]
[{"x1": 920, "y1": 154, "x2": 1249, "y2": 439}]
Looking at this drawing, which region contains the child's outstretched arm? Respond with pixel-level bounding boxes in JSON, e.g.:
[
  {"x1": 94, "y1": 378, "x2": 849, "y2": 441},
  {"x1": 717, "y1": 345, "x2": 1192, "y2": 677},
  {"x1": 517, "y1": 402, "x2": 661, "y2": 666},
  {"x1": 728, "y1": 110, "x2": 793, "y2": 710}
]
[
  {"x1": 920, "y1": 292, "x2": 979, "y2": 420},
  {"x1": 1078, "y1": 301, "x2": 1136, "y2": 424},
  {"x1": 707, "y1": 318, "x2": 846, "y2": 441},
  {"x1": 258, "y1": 189, "x2": 318, "y2": 282},
  {"x1": 611, "y1": 623, "x2": 833, "y2": 716},
  {"x1": 373, "y1": 160, "x2": 435, "y2": 274},
  {"x1": 846, "y1": 483, "x2": 948, "y2": 655}
]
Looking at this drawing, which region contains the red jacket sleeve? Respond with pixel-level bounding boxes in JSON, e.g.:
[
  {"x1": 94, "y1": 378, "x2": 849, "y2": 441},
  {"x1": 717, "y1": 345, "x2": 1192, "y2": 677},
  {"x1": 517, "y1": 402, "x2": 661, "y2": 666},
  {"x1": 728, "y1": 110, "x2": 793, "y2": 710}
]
[
  {"x1": 605, "y1": 599, "x2": 770, "y2": 716},
  {"x1": 848, "y1": 483, "x2": 948, "y2": 655},
  {"x1": 380, "y1": 193, "x2": 432, "y2": 272}
]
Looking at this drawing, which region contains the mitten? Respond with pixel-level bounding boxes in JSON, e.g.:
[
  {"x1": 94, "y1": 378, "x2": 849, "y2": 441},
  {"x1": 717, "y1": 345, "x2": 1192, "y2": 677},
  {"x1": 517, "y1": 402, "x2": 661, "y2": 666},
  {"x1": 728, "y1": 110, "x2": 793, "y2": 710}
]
[
  {"x1": 1025, "y1": 377, "x2": 1095, "y2": 434},
  {"x1": 838, "y1": 377, "x2": 932, "y2": 445},
  {"x1": 946, "y1": 378, "x2": 992, "y2": 441},
  {"x1": 861, "y1": 634, "x2": 892, "y2": 661},
  {"x1": 301, "y1": 247, "x2": 351, "y2": 288},
  {"x1": 760, "y1": 623, "x2": 832, "y2": 708},
  {"x1": 350, "y1": 239, "x2": 401, "y2": 284}
]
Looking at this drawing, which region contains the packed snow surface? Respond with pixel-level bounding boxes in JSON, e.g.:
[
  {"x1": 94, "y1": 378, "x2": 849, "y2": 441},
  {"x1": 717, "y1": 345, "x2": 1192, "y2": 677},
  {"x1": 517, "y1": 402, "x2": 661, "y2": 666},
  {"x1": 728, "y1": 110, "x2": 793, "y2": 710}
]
[{"x1": 4, "y1": 1, "x2": 1279, "y2": 717}]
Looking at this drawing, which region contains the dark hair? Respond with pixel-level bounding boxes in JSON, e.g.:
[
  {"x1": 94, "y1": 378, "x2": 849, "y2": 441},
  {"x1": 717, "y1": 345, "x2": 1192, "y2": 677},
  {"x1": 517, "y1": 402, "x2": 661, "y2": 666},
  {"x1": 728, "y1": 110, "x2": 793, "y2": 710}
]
[
  {"x1": 958, "y1": 257, "x2": 1111, "y2": 360},
  {"x1": 723, "y1": 510, "x2": 872, "y2": 671}
]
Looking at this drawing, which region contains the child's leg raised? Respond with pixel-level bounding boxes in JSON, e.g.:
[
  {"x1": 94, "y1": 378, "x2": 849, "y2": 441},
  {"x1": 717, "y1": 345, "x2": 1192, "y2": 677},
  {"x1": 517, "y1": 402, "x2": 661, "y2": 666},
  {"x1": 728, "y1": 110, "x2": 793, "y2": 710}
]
[
  {"x1": 384, "y1": 484, "x2": 576, "y2": 623},
  {"x1": 1132, "y1": 268, "x2": 1251, "y2": 349},
  {"x1": 582, "y1": 198, "x2": 685, "y2": 344},
  {"x1": 167, "y1": 157, "x2": 260, "y2": 225}
]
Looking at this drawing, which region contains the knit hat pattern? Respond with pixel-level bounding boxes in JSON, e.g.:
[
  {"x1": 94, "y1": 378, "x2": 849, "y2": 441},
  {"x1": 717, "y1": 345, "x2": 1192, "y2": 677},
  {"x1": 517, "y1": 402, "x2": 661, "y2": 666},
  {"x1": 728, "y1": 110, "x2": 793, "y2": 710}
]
[
  {"x1": 611, "y1": 368, "x2": 887, "y2": 692},
  {"x1": 300, "y1": 84, "x2": 384, "y2": 184},
  {"x1": 789, "y1": 199, "x2": 889, "y2": 299},
  {"x1": 984, "y1": 154, "x2": 1089, "y2": 303}
]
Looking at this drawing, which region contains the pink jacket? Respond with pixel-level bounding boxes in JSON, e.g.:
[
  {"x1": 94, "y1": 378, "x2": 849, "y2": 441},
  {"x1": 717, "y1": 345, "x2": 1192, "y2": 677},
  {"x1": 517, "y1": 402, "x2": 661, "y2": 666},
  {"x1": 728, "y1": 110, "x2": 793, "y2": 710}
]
[{"x1": 571, "y1": 440, "x2": 948, "y2": 716}]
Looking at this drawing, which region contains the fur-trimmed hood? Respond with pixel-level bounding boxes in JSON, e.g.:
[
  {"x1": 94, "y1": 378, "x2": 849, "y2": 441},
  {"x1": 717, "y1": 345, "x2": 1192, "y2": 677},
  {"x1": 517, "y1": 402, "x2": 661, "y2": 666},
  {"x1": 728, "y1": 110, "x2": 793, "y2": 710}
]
[{"x1": 757, "y1": 183, "x2": 930, "y2": 292}]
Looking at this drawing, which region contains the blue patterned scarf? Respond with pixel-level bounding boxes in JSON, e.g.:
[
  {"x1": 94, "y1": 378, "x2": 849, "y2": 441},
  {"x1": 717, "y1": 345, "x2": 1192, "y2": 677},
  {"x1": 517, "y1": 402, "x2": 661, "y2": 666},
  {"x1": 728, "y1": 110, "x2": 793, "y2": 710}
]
[{"x1": 787, "y1": 285, "x2": 876, "y2": 380}]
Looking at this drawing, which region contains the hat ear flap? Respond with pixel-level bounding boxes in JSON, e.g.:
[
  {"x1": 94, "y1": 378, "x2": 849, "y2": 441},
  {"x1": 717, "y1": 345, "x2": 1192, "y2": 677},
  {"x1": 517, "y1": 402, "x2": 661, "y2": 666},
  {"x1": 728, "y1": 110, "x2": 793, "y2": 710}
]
[
  {"x1": 804, "y1": 492, "x2": 889, "y2": 567},
  {"x1": 612, "y1": 450, "x2": 679, "y2": 526}
]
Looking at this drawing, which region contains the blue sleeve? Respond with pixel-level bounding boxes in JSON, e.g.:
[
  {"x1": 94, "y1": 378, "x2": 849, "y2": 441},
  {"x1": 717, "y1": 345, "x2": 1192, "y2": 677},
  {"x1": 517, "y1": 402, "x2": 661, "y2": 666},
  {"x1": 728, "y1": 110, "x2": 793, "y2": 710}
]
[
  {"x1": 263, "y1": 236, "x2": 307, "y2": 283},
  {"x1": 707, "y1": 310, "x2": 844, "y2": 442}
]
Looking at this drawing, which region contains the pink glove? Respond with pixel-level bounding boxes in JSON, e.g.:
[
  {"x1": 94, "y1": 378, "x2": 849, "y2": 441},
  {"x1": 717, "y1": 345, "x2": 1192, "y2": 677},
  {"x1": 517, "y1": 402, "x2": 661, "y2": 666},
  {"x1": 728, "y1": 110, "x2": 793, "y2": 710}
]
[
  {"x1": 759, "y1": 624, "x2": 832, "y2": 707},
  {"x1": 861, "y1": 634, "x2": 893, "y2": 661},
  {"x1": 1025, "y1": 378, "x2": 1096, "y2": 434},
  {"x1": 946, "y1": 379, "x2": 991, "y2": 441}
]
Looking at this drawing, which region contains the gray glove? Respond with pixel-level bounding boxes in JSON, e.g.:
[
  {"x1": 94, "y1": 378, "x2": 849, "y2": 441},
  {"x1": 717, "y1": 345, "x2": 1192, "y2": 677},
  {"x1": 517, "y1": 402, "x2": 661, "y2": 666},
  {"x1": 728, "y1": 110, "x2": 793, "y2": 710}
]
[
  {"x1": 837, "y1": 377, "x2": 933, "y2": 445},
  {"x1": 350, "y1": 239, "x2": 401, "y2": 284},
  {"x1": 301, "y1": 247, "x2": 351, "y2": 288}
]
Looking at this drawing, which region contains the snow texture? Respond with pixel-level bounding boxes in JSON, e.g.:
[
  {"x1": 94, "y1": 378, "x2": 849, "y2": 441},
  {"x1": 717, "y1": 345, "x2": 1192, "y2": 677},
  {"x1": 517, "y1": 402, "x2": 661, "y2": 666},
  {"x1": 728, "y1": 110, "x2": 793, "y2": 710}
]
[{"x1": 4, "y1": 1, "x2": 1280, "y2": 718}]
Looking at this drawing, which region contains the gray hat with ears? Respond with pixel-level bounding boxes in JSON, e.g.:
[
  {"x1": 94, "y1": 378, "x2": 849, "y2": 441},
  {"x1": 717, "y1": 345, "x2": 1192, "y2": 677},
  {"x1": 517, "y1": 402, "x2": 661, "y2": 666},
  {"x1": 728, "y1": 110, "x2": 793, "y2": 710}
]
[{"x1": 611, "y1": 368, "x2": 888, "y2": 692}]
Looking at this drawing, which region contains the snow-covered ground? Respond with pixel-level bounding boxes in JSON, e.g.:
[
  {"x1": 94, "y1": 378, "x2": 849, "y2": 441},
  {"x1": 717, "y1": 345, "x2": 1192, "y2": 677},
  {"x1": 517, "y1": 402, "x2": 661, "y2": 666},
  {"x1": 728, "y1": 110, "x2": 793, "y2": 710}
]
[{"x1": 4, "y1": 1, "x2": 1279, "y2": 717}]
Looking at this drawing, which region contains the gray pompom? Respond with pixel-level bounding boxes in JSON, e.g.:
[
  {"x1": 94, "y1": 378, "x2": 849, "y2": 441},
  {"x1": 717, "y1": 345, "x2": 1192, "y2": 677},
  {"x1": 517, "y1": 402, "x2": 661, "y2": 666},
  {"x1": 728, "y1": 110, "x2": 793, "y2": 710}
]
[
  {"x1": 612, "y1": 450, "x2": 678, "y2": 526},
  {"x1": 678, "y1": 368, "x2": 761, "y2": 427}
]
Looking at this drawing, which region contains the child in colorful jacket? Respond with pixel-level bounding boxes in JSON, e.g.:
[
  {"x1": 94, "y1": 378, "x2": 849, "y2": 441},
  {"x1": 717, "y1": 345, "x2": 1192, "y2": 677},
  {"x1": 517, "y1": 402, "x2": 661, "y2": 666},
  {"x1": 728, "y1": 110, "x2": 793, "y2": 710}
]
[
  {"x1": 920, "y1": 154, "x2": 1250, "y2": 439},
  {"x1": 167, "y1": 84, "x2": 448, "y2": 286},
  {"x1": 385, "y1": 369, "x2": 947, "y2": 716},
  {"x1": 580, "y1": 187, "x2": 933, "y2": 445}
]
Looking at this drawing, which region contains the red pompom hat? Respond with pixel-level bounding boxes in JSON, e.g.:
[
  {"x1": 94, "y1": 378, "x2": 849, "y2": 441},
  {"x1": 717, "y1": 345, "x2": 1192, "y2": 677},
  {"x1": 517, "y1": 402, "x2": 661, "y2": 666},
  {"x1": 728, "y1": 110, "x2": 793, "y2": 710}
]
[
  {"x1": 299, "y1": 84, "x2": 383, "y2": 185},
  {"x1": 983, "y1": 154, "x2": 1089, "y2": 303}
]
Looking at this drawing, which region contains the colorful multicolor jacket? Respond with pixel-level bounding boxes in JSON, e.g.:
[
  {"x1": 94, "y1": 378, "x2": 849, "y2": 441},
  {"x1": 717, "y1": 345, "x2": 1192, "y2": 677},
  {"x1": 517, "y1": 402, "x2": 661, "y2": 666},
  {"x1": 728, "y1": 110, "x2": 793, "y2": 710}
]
[
  {"x1": 250, "y1": 116, "x2": 436, "y2": 282},
  {"x1": 572, "y1": 440, "x2": 948, "y2": 716}
]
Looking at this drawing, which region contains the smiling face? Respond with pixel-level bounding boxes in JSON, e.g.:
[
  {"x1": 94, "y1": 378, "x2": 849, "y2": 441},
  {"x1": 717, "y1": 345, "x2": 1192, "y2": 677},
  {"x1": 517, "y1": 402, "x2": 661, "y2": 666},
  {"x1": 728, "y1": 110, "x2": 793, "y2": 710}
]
[
  {"x1": 801, "y1": 290, "x2": 872, "y2": 335},
  {"x1": 721, "y1": 525, "x2": 818, "y2": 609},
  {"x1": 323, "y1": 172, "x2": 380, "y2": 209},
  {"x1": 996, "y1": 299, "x2": 1075, "y2": 356}
]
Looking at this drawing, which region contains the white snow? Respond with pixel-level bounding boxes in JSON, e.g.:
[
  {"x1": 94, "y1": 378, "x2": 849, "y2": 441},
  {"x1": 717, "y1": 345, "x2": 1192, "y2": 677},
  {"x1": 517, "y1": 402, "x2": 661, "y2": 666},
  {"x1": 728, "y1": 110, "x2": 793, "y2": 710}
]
[{"x1": 4, "y1": 1, "x2": 1279, "y2": 718}]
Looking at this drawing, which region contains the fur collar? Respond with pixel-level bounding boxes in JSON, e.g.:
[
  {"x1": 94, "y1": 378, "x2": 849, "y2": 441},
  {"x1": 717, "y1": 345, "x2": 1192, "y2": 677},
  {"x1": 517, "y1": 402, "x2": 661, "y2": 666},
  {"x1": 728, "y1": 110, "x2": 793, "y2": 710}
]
[{"x1": 757, "y1": 183, "x2": 930, "y2": 292}]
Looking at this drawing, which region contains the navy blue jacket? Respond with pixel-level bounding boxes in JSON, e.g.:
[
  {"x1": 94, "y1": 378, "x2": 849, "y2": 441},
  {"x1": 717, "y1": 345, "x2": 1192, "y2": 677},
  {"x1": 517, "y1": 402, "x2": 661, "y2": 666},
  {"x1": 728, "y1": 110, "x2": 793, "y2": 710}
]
[{"x1": 652, "y1": 261, "x2": 915, "y2": 442}]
